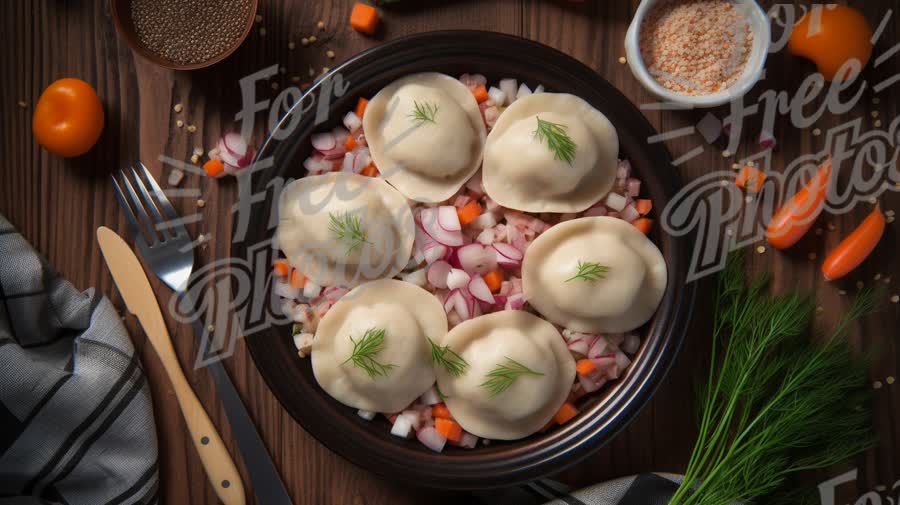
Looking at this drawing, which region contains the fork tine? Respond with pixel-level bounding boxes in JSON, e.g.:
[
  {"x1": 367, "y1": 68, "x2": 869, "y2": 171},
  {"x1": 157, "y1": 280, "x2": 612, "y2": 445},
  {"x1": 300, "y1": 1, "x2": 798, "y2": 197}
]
[
  {"x1": 130, "y1": 166, "x2": 176, "y2": 240},
  {"x1": 139, "y1": 163, "x2": 181, "y2": 223},
  {"x1": 111, "y1": 175, "x2": 148, "y2": 247},
  {"x1": 117, "y1": 170, "x2": 161, "y2": 246}
]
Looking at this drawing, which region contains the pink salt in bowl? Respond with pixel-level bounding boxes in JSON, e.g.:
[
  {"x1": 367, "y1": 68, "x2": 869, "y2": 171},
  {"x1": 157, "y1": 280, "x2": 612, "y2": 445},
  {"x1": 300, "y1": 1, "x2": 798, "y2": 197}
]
[{"x1": 624, "y1": 0, "x2": 771, "y2": 108}]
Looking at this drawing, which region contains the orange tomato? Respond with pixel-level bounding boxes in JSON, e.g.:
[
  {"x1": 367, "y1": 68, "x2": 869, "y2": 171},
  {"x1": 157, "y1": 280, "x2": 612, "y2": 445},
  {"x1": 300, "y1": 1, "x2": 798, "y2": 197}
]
[
  {"x1": 788, "y1": 5, "x2": 873, "y2": 82},
  {"x1": 32, "y1": 78, "x2": 104, "y2": 157}
]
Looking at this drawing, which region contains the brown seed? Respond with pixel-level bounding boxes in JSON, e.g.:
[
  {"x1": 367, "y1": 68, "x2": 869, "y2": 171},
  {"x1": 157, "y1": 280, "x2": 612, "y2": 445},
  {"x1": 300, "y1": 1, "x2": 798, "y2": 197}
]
[
  {"x1": 176, "y1": 119, "x2": 184, "y2": 128},
  {"x1": 173, "y1": 103, "x2": 183, "y2": 113},
  {"x1": 318, "y1": 20, "x2": 326, "y2": 30},
  {"x1": 17, "y1": 100, "x2": 28, "y2": 108},
  {"x1": 197, "y1": 199, "x2": 206, "y2": 208},
  {"x1": 187, "y1": 124, "x2": 197, "y2": 133}
]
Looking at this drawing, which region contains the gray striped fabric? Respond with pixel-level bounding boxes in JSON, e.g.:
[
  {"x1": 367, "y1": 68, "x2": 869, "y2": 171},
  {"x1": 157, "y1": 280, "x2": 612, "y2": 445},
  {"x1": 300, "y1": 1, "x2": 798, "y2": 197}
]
[{"x1": 0, "y1": 214, "x2": 159, "y2": 505}]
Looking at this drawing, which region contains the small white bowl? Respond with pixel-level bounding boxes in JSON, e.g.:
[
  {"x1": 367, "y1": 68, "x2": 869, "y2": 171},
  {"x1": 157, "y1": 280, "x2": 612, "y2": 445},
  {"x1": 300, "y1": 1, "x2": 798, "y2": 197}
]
[{"x1": 624, "y1": 0, "x2": 771, "y2": 108}]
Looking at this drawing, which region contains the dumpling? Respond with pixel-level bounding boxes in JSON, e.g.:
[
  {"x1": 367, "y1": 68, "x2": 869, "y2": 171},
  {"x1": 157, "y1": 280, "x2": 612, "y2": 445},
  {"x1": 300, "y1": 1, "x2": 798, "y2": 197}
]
[
  {"x1": 276, "y1": 173, "x2": 415, "y2": 287},
  {"x1": 363, "y1": 72, "x2": 487, "y2": 202},
  {"x1": 522, "y1": 217, "x2": 667, "y2": 333},
  {"x1": 482, "y1": 93, "x2": 619, "y2": 213},
  {"x1": 435, "y1": 311, "x2": 575, "y2": 440},
  {"x1": 312, "y1": 280, "x2": 448, "y2": 413}
]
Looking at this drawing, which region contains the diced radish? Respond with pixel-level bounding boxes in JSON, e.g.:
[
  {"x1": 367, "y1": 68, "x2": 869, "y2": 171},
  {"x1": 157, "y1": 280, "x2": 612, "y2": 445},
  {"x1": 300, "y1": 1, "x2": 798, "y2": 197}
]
[
  {"x1": 391, "y1": 416, "x2": 414, "y2": 438},
  {"x1": 468, "y1": 276, "x2": 496, "y2": 304},
  {"x1": 620, "y1": 204, "x2": 641, "y2": 223},
  {"x1": 444, "y1": 290, "x2": 472, "y2": 320},
  {"x1": 458, "y1": 73, "x2": 487, "y2": 89},
  {"x1": 427, "y1": 261, "x2": 452, "y2": 289},
  {"x1": 604, "y1": 192, "x2": 627, "y2": 211},
  {"x1": 487, "y1": 86, "x2": 506, "y2": 106},
  {"x1": 456, "y1": 243, "x2": 497, "y2": 274},
  {"x1": 223, "y1": 132, "x2": 249, "y2": 158},
  {"x1": 587, "y1": 337, "x2": 609, "y2": 359},
  {"x1": 476, "y1": 229, "x2": 494, "y2": 245},
  {"x1": 615, "y1": 351, "x2": 632, "y2": 370},
  {"x1": 437, "y1": 206, "x2": 462, "y2": 232},
  {"x1": 505, "y1": 293, "x2": 525, "y2": 310},
  {"x1": 623, "y1": 334, "x2": 641, "y2": 354},
  {"x1": 343, "y1": 111, "x2": 362, "y2": 132},
  {"x1": 420, "y1": 207, "x2": 463, "y2": 246},
  {"x1": 592, "y1": 354, "x2": 618, "y2": 379},
  {"x1": 616, "y1": 160, "x2": 632, "y2": 180},
  {"x1": 416, "y1": 427, "x2": 447, "y2": 452},
  {"x1": 626, "y1": 178, "x2": 641, "y2": 197},
  {"x1": 567, "y1": 338, "x2": 589, "y2": 357},
  {"x1": 332, "y1": 127, "x2": 349, "y2": 145},
  {"x1": 401, "y1": 267, "x2": 427, "y2": 287},
  {"x1": 423, "y1": 244, "x2": 448, "y2": 265},
  {"x1": 274, "y1": 280, "x2": 300, "y2": 300},
  {"x1": 470, "y1": 212, "x2": 498, "y2": 230},
  {"x1": 303, "y1": 280, "x2": 322, "y2": 299},
  {"x1": 419, "y1": 386, "x2": 441, "y2": 406},
  {"x1": 323, "y1": 286, "x2": 349, "y2": 301},
  {"x1": 398, "y1": 411, "x2": 422, "y2": 430},
  {"x1": 457, "y1": 432, "x2": 478, "y2": 449},
  {"x1": 447, "y1": 269, "x2": 471, "y2": 291},
  {"x1": 578, "y1": 372, "x2": 604, "y2": 393},
  {"x1": 311, "y1": 132, "x2": 336, "y2": 152},
  {"x1": 517, "y1": 83, "x2": 532, "y2": 99},
  {"x1": 492, "y1": 243, "x2": 523, "y2": 268},
  {"x1": 483, "y1": 106, "x2": 500, "y2": 129},
  {"x1": 358, "y1": 409, "x2": 377, "y2": 421},
  {"x1": 499, "y1": 79, "x2": 517, "y2": 104}
]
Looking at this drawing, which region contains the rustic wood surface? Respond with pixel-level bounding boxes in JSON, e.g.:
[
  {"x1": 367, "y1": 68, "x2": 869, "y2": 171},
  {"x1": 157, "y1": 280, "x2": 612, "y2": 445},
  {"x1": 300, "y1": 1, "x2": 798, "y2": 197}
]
[{"x1": 2, "y1": 0, "x2": 898, "y2": 503}]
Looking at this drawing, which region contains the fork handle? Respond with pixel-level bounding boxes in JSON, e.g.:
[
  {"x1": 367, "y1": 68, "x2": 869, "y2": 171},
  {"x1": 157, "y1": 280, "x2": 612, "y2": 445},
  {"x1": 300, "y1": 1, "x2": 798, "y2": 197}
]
[{"x1": 139, "y1": 308, "x2": 246, "y2": 505}]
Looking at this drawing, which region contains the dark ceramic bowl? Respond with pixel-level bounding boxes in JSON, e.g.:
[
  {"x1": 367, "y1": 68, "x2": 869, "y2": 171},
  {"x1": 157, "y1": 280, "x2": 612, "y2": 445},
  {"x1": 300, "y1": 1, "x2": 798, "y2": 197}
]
[{"x1": 235, "y1": 31, "x2": 695, "y2": 490}]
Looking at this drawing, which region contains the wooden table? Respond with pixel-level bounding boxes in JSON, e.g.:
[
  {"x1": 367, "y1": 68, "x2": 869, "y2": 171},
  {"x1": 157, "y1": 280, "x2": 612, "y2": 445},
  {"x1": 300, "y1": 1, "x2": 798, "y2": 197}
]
[{"x1": 2, "y1": 1, "x2": 898, "y2": 503}]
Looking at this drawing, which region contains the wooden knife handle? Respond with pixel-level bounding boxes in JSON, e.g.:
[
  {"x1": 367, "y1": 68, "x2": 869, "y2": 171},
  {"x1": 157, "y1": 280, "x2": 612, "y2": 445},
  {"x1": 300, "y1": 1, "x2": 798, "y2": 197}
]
[{"x1": 140, "y1": 305, "x2": 246, "y2": 505}]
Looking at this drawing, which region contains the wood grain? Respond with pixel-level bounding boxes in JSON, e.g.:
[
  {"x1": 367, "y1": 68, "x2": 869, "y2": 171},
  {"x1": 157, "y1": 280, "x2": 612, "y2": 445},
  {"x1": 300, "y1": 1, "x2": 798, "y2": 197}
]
[{"x1": 2, "y1": 0, "x2": 898, "y2": 503}]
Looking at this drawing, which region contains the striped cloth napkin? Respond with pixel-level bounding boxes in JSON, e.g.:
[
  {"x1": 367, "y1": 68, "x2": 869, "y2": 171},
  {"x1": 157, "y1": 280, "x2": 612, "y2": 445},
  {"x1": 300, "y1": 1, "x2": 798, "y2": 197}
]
[
  {"x1": 478, "y1": 474, "x2": 681, "y2": 505},
  {"x1": 0, "y1": 214, "x2": 159, "y2": 505}
]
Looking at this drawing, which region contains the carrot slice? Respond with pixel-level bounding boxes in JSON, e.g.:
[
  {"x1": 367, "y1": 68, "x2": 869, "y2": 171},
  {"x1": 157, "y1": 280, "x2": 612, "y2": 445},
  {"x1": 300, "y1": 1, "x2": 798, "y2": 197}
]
[
  {"x1": 822, "y1": 205, "x2": 886, "y2": 281},
  {"x1": 483, "y1": 271, "x2": 504, "y2": 293},
  {"x1": 635, "y1": 199, "x2": 653, "y2": 216},
  {"x1": 576, "y1": 359, "x2": 597, "y2": 376},
  {"x1": 273, "y1": 260, "x2": 290, "y2": 278},
  {"x1": 350, "y1": 3, "x2": 379, "y2": 35},
  {"x1": 290, "y1": 270, "x2": 307, "y2": 289},
  {"x1": 434, "y1": 418, "x2": 462, "y2": 442},
  {"x1": 633, "y1": 218, "x2": 653, "y2": 235},
  {"x1": 360, "y1": 162, "x2": 379, "y2": 177},
  {"x1": 457, "y1": 200, "x2": 482, "y2": 226},
  {"x1": 431, "y1": 403, "x2": 452, "y2": 420},
  {"x1": 553, "y1": 402, "x2": 579, "y2": 425},
  {"x1": 767, "y1": 159, "x2": 832, "y2": 249},
  {"x1": 472, "y1": 84, "x2": 489, "y2": 103},
  {"x1": 203, "y1": 159, "x2": 224, "y2": 178},
  {"x1": 736, "y1": 164, "x2": 767, "y2": 192},
  {"x1": 355, "y1": 97, "x2": 369, "y2": 119},
  {"x1": 344, "y1": 134, "x2": 358, "y2": 151}
]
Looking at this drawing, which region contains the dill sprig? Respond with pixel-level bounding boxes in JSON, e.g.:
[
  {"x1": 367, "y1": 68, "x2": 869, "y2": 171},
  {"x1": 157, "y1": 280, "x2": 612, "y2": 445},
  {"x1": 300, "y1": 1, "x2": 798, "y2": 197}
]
[
  {"x1": 328, "y1": 211, "x2": 371, "y2": 255},
  {"x1": 480, "y1": 357, "x2": 544, "y2": 398},
  {"x1": 408, "y1": 100, "x2": 439, "y2": 125},
  {"x1": 428, "y1": 337, "x2": 469, "y2": 377},
  {"x1": 669, "y1": 253, "x2": 877, "y2": 505},
  {"x1": 564, "y1": 260, "x2": 610, "y2": 283},
  {"x1": 533, "y1": 116, "x2": 577, "y2": 165},
  {"x1": 341, "y1": 328, "x2": 398, "y2": 379}
]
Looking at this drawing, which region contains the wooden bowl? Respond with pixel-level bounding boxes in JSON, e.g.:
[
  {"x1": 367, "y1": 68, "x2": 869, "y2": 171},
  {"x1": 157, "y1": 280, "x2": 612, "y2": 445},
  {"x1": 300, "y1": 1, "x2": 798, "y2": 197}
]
[{"x1": 109, "y1": 0, "x2": 257, "y2": 70}]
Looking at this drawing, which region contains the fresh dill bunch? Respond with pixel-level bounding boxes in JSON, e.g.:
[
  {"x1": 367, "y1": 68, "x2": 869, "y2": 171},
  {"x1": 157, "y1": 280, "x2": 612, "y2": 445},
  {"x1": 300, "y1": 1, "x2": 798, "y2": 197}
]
[
  {"x1": 533, "y1": 116, "x2": 577, "y2": 164},
  {"x1": 428, "y1": 337, "x2": 469, "y2": 376},
  {"x1": 408, "y1": 100, "x2": 439, "y2": 125},
  {"x1": 480, "y1": 357, "x2": 544, "y2": 398},
  {"x1": 669, "y1": 254, "x2": 877, "y2": 505},
  {"x1": 342, "y1": 328, "x2": 398, "y2": 379},
  {"x1": 564, "y1": 260, "x2": 610, "y2": 283},
  {"x1": 328, "y1": 211, "x2": 371, "y2": 255}
]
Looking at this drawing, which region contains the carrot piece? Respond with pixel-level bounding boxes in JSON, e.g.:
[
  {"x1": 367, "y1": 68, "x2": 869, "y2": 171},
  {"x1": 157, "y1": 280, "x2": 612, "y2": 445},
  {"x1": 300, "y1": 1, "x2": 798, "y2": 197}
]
[
  {"x1": 576, "y1": 359, "x2": 597, "y2": 376},
  {"x1": 431, "y1": 403, "x2": 452, "y2": 420},
  {"x1": 822, "y1": 205, "x2": 886, "y2": 281},
  {"x1": 766, "y1": 159, "x2": 832, "y2": 249},
  {"x1": 350, "y1": 3, "x2": 379, "y2": 35},
  {"x1": 344, "y1": 134, "x2": 358, "y2": 151},
  {"x1": 483, "y1": 271, "x2": 504, "y2": 293},
  {"x1": 360, "y1": 162, "x2": 379, "y2": 177},
  {"x1": 472, "y1": 84, "x2": 489, "y2": 103},
  {"x1": 735, "y1": 164, "x2": 767, "y2": 193},
  {"x1": 203, "y1": 159, "x2": 224, "y2": 178},
  {"x1": 457, "y1": 200, "x2": 483, "y2": 226},
  {"x1": 633, "y1": 218, "x2": 653, "y2": 235},
  {"x1": 355, "y1": 97, "x2": 369, "y2": 118},
  {"x1": 434, "y1": 418, "x2": 462, "y2": 442},
  {"x1": 553, "y1": 402, "x2": 579, "y2": 425},
  {"x1": 273, "y1": 260, "x2": 290, "y2": 278},
  {"x1": 635, "y1": 199, "x2": 653, "y2": 215},
  {"x1": 290, "y1": 270, "x2": 307, "y2": 289}
]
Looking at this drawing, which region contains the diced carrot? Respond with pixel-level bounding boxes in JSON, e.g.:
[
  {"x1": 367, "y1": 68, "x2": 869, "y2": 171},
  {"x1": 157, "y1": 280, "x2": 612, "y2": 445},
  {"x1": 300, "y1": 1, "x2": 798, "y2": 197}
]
[
  {"x1": 360, "y1": 162, "x2": 379, "y2": 177},
  {"x1": 273, "y1": 260, "x2": 290, "y2": 278},
  {"x1": 434, "y1": 418, "x2": 462, "y2": 442},
  {"x1": 822, "y1": 204, "x2": 886, "y2": 281},
  {"x1": 735, "y1": 164, "x2": 767, "y2": 192},
  {"x1": 350, "y1": 3, "x2": 379, "y2": 35},
  {"x1": 483, "y1": 270, "x2": 504, "y2": 293},
  {"x1": 344, "y1": 134, "x2": 358, "y2": 151},
  {"x1": 472, "y1": 84, "x2": 489, "y2": 103},
  {"x1": 355, "y1": 97, "x2": 369, "y2": 118},
  {"x1": 457, "y1": 200, "x2": 482, "y2": 226},
  {"x1": 576, "y1": 359, "x2": 597, "y2": 376},
  {"x1": 290, "y1": 270, "x2": 307, "y2": 289},
  {"x1": 203, "y1": 159, "x2": 224, "y2": 178},
  {"x1": 431, "y1": 403, "x2": 452, "y2": 420},
  {"x1": 633, "y1": 218, "x2": 653, "y2": 235},
  {"x1": 635, "y1": 199, "x2": 653, "y2": 216},
  {"x1": 553, "y1": 402, "x2": 579, "y2": 425},
  {"x1": 331, "y1": 159, "x2": 343, "y2": 171}
]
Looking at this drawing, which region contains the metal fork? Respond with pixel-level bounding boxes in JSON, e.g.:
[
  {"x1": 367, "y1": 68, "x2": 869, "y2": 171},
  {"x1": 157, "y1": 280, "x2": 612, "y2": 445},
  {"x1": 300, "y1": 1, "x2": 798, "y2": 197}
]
[{"x1": 112, "y1": 163, "x2": 293, "y2": 505}]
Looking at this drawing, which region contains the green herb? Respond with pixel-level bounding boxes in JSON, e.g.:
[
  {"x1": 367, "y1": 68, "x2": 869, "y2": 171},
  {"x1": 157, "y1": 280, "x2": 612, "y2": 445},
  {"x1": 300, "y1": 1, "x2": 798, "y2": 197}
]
[
  {"x1": 341, "y1": 328, "x2": 398, "y2": 379},
  {"x1": 409, "y1": 100, "x2": 439, "y2": 125},
  {"x1": 480, "y1": 357, "x2": 544, "y2": 398},
  {"x1": 435, "y1": 383, "x2": 448, "y2": 400},
  {"x1": 328, "y1": 211, "x2": 371, "y2": 255},
  {"x1": 428, "y1": 337, "x2": 469, "y2": 376},
  {"x1": 564, "y1": 260, "x2": 610, "y2": 283},
  {"x1": 669, "y1": 253, "x2": 876, "y2": 505},
  {"x1": 533, "y1": 116, "x2": 577, "y2": 165},
  {"x1": 291, "y1": 323, "x2": 303, "y2": 336}
]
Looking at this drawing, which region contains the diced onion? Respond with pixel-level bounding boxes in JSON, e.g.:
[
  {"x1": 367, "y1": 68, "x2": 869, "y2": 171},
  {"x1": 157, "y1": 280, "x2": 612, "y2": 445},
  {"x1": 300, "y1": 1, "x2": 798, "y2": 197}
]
[
  {"x1": 623, "y1": 334, "x2": 641, "y2": 354},
  {"x1": 401, "y1": 267, "x2": 428, "y2": 287},
  {"x1": 420, "y1": 207, "x2": 464, "y2": 246},
  {"x1": 343, "y1": 111, "x2": 362, "y2": 132},
  {"x1": 456, "y1": 243, "x2": 497, "y2": 274},
  {"x1": 487, "y1": 86, "x2": 506, "y2": 107},
  {"x1": 391, "y1": 416, "x2": 414, "y2": 438},
  {"x1": 437, "y1": 206, "x2": 462, "y2": 232},
  {"x1": 457, "y1": 432, "x2": 478, "y2": 449},
  {"x1": 517, "y1": 83, "x2": 532, "y2": 99},
  {"x1": 626, "y1": 178, "x2": 641, "y2": 197},
  {"x1": 419, "y1": 386, "x2": 441, "y2": 406},
  {"x1": 357, "y1": 409, "x2": 376, "y2": 421},
  {"x1": 587, "y1": 336, "x2": 609, "y2": 359},
  {"x1": 426, "y1": 261, "x2": 452, "y2": 289},
  {"x1": 620, "y1": 204, "x2": 641, "y2": 223},
  {"x1": 303, "y1": 280, "x2": 322, "y2": 299},
  {"x1": 447, "y1": 269, "x2": 471, "y2": 291},
  {"x1": 533, "y1": 84, "x2": 545, "y2": 94},
  {"x1": 467, "y1": 276, "x2": 496, "y2": 304},
  {"x1": 311, "y1": 132, "x2": 336, "y2": 152},
  {"x1": 398, "y1": 411, "x2": 422, "y2": 430},
  {"x1": 499, "y1": 78, "x2": 518, "y2": 104},
  {"x1": 416, "y1": 427, "x2": 447, "y2": 452},
  {"x1": 604, "y1": 192, "x2": 627, "y2": 211},
  {"x1": 567, "y1": 338, "x2": 589, "y2": 357},
  {"x1": 274, "y1": 280, "x2": 300, "y2": 300},
  {"x1": 470, "y1": 212, "x2": 498, "y2": 230}
]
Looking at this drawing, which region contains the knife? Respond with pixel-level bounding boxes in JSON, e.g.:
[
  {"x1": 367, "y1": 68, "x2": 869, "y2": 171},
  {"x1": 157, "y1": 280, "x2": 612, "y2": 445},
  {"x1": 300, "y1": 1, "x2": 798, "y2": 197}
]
[{"x1": 97, "y1": 226, "x2": 246, "y2": 505}]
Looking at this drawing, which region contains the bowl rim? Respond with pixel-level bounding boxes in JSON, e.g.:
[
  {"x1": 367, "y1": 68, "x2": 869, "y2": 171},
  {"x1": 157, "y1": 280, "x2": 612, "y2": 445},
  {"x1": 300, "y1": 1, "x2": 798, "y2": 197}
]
[
  {"x1": 238, "y1": 30, "x2": 697, "y2": 490},
  {"x1": 623, "y1": 0, "x2": 772, "y2": 108}
]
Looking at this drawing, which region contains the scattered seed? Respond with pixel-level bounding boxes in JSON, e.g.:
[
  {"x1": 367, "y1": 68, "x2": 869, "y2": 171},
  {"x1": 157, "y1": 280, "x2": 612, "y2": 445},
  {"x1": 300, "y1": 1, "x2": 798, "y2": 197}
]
[
  {"x1": 815, "y1": 306, "x2": 824, "y2": 314},
  {"x1": 291, "y1": 76, "x2": 301, "y2": 83},
  {"x1": 872, "y1": 97, "x2": 880, "y2": 104},
  {"x1": 812, "y1": 128, "x2": 821, "y2": 136},
  {"x1": 618, "y1": 56, "x2": 627, "y2": 64},
  {"x1": 17, "y1": 100, "x2": 28, "y2": 108},
  {"x1": 885, "y1": 210, "x2": 895, "y2": 217},
  {"x1": 318, "y1": 20, "x2": 326, "y2": 30},
  {"x1": 856, "y1": 280, "x2": 865, "y2": 290},
  {"x1": 309, "y1": 35, "x2": 317, "y2": 43},
  {"x1": 271, "y1": 82, "x2": 279, "y2": 90},
  {"x1": 827, "y1": 223, "x2": 836, "y2": 231},
  {"x1": 187, "y1": 124, "x2": 197, "y2": 133},
  {"x1": 308, "y1": 66, "x2": 315, "y2": 76},
  {"x1": 891, "y1": 294, "x2": 899, "y2": 303},
  {"x1": 807, "y1": 252, "x2": 817, "y2": 261},
  {"x1": 197, "y1": 199, "x2": 206, "y2": 208},
  {"x1": 731, "y1": 162, "x2": 741, "y2": 170},
  {"x1": 838, "y1": 289, "x2": 847, "y2": 296},
  {"x1": 868, "y1": 197, "x2": 877, "y2": 204},
  {"x1": 173, "y1": 103, "x2": 183, "y2": 113},
  {"x1": 887, "y1": 376, "x2": 896, "y2": 385},
  {"x1": 720, "y1": 180, "x2": 729, "y2": 187},
  {"x1": 745, "y1": 195, "x2": 753, "y2": 203},
  {"x1": 873, "y1": 381, "x2": 883, "y2": 389},
  {"x1": 190, "y1": 154, "x2": 200, "y2": 164},
  {"x1": 207, "y1": 324, "x2": 215, "y2": 332},
  {"x1": 725, "y1": 227, "x2": 734, "y2": 236},
  {"x1": 887, "y1": 216, "x2": 895, "y2": 223},
  {"x1": 871, "y1": 110, "x2": 879, "y2": 118},
  {"x1": 193, "y1": 146, "x2": 204, "y2": 156},
  {"x1": 756, "y1": 245, "x2": 766, "y2": 254},
  {"x1": 874, "y1": 273, "x2": 882, "y2": 281},
  {"x1": 322, "y1": 66, "x2": 330, "y2": 74},
  {"x1": 255, "y1": 14, "x2": 262, "y2": 23},
  {"x1": 884, "y1": 277, "x2": 891, "y2": 284},
  {"x1": 176, "y1": 119, "x2": 184, "y2": 128},
  {"x1": 326, "y1": 50, "x2": 335, "y2": 59},
  {"x1": 722, "y1": 149, "x2": 732, "y2": 157},
  {"x1": 259, "y1": 27, "x2": 267, "y2": 36},
  {"x1": 288, "y1": 41, "x2": 295, "y2": 50},
  {"x1": 301, "y1": 37, "x2": 309, "y2": 46},
  {"x1": 874, "y1": 119, "x2": 882, "y2": 128}
]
